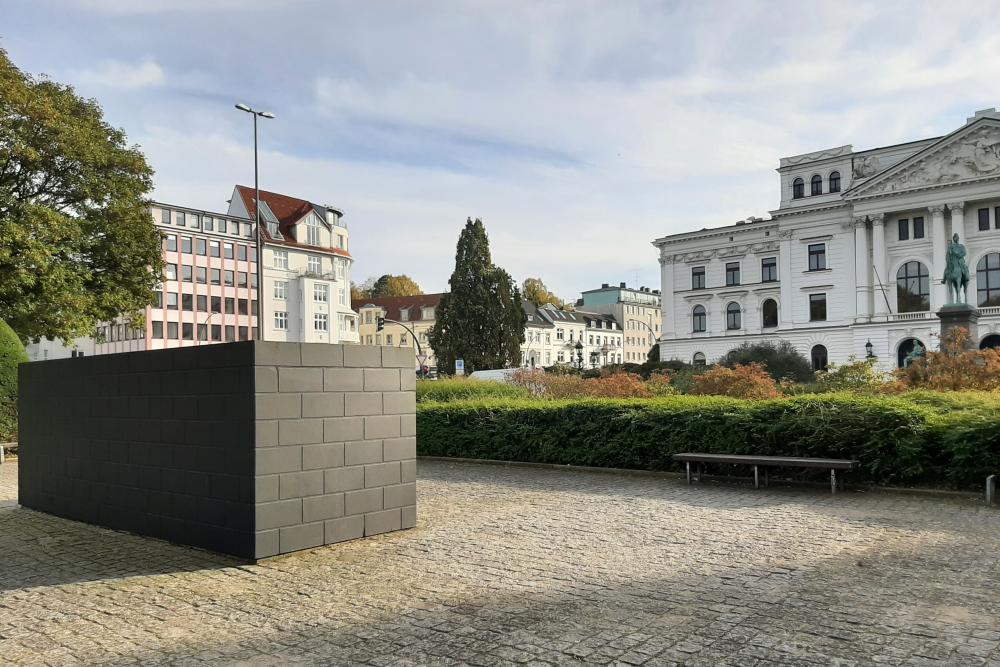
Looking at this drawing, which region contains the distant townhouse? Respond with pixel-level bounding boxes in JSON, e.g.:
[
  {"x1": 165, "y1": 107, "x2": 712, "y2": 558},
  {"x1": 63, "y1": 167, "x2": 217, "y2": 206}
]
[
  {"x1": 354, "y1": 294, "x2": 443, "y2": 369},
  {"x1": 521, "y1": 303, "x2": 623, "y2": 368},
  {"x1": 580, "y1": 282, "x2": 661, "y2": 363}
]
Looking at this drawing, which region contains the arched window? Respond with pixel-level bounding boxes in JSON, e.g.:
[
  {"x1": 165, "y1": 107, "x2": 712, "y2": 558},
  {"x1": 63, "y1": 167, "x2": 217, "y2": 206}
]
[
  {"x1": 897, "y1": 338, "x2": 924, "y2": 368},
  {"x1": 977, "y1": 253, "x2": 1000, "y2": 307},
  {"x1": 792, "y1": 178, "x2": 804, "y2": 199},
  {"x1": 761, "y1": 299, "x2": 778, "y2": 328},
  {"x1": 896, "y1": 261, "x2": 930, "y2": 312},
  {"x1": 829, "y1": 171, "x2": 841, "y2": 193},
  {"x1": 811, "y1": 344, "x2": 828, "y2": 371},
  {"x1": 810, "y1": 174, "x2": 823, "y2": 196},
  {"x1": 692, "y1": 305, "x2": 706, "y2": 333},
  {"x1": 693, "y1": 352, "x2": 706, "y2": 366},
  {"x1": 726, "y1": 302, "x2": 741, "y2": 330},
  {"x1": 980, "y1": 334, "x2": 1000, "y2": 350}
]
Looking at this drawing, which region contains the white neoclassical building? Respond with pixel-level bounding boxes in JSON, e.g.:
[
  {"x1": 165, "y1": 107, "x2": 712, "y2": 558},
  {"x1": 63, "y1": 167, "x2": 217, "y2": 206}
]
[{"x1": 654, "y1": 109, "x2": 1000, "y2": 370}]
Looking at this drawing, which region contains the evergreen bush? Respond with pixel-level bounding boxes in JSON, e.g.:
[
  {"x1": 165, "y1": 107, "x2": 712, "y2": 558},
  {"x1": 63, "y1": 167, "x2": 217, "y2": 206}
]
[
  {"x1": 718, "y1": 340, "x2": 813, "y2": 382},
  {"x1": 0, "y1": 320, "x2": 27, "y2": 441}
]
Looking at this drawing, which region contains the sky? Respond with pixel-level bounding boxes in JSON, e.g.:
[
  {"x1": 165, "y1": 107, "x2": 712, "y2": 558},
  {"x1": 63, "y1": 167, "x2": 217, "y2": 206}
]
[{"x1": 3, "y1": 0, "x2": 1000, "y2": 300}]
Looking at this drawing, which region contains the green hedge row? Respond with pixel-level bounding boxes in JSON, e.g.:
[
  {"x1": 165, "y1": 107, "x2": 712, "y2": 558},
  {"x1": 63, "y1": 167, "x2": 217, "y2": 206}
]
[{"x1": 416, "y1": 392, "x2": 1000, "y2": 489}]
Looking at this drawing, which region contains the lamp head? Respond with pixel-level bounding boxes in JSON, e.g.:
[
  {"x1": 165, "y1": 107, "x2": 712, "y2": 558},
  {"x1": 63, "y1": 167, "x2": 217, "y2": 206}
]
[
  {"x1": 259, "y1": 111, "x2": 276, "y2": 119},
  {"x1": 235, "y1": 103, "x2": 252, "y2": 112}
]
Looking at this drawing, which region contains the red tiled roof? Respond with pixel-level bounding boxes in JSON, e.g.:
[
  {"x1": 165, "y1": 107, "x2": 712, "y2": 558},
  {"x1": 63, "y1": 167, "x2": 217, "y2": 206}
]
[
  {"x1": 234, "y1": 184, "x2": 352, "y2": 259},
  {"x1": 352, "y1": 293, "x2": 444, "y2": 321}
]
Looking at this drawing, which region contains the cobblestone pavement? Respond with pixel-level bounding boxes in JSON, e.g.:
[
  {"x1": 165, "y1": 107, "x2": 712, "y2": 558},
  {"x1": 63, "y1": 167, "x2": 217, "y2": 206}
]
[{"x1": 2, "y1": 459, "x2": 999, "y2": 666}]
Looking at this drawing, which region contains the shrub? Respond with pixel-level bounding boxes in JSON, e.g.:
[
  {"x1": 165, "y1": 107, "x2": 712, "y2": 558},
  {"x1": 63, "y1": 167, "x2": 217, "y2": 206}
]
[
  {"x1": 897, "y1": 328, "x2": 1000, "y2": 391},
  {"x1": 815, "y1": 357, "x2": 888, "y2": 392},
  {"x1": 690, "y1": 363, "x2": 781, "y2": 399},
  {"x1": 416, "y1": 377, "x2": 532, "y2": 403},
  {"x1": 416, "y1": 392, "x2": 1000, "y2": 488},
  {"x1": 0, "y1": 320, "x2": 27, "y2": 441},
  {"x1": 719, "y1": 340, "x2": 813, "y2": 382}
]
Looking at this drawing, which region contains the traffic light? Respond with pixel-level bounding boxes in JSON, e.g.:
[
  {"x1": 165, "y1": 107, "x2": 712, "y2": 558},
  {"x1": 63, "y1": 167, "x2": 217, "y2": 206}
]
[{"x1": 376, "y1": 316, "x2": 385, "y2": 332}]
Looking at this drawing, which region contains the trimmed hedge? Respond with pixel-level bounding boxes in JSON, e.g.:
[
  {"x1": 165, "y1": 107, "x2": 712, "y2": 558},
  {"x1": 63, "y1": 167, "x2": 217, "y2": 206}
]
[
  {"x1": 416, "y1": 393, "x2": 1000, "y2": 489},
  {"x1": 416, "y1": 378, "x2": 532, "y2": 403}
]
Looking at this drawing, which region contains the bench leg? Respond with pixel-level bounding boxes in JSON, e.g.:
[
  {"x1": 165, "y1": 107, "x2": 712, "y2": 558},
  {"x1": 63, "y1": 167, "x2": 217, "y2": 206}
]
[
  {"x1": 686, "y1": 461, "x2": 691, "y2": 485},
  {"x1": 754, "y1": 465, "x2": 759, "y2": 489},
  {"x1": 763, "y1": 467, "x2": 768, "y2": 487},
  {"x1": 830, "y1": 469, "x2": 837, "y2": 495},
  {"x1": 987, "y1": 475, "x2": 996, "y2": 506}
]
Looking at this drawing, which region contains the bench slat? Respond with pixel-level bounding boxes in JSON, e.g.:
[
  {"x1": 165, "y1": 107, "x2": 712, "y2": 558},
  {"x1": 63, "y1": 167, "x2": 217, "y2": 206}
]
[{"x1": 673, "y1": 453, "x2": 855, "y2": 470}]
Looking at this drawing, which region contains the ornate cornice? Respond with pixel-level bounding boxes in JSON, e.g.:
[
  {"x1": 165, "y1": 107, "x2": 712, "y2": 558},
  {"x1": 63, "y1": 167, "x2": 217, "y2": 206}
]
[
  {"x1": 948, "y1": 201, "x2": 966, "y2": 212},
  {"x1": 870, "y1": 213, "x2": 885, "y2": 225},
  {"x1": 664, "y1": 241, "x2": 780, "y2": 265},
  {"x1": 928, "y1": 204, "x2": 946, "y2": 214}
]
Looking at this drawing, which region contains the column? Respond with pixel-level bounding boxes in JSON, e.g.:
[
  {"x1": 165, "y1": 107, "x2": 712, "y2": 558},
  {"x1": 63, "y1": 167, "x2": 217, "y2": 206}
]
[
  {"x1": 871, "y1": 214, "x2": 889, "y2": 315},
  {"x1": 853, "y1": 217, "x2": 871, "y2": 319},
  {"x1": 659, "y1": 251, "x2": 675, "y2": 338},
  {"x1": 778, "y1": 230, "x2": 793, "y2": 325},
  {"x1": 948, "y1": 201, "x2": 965, "y2": 240},
  {"x1": 930, "y1": 205, "x2": 947, "y2": 310}
]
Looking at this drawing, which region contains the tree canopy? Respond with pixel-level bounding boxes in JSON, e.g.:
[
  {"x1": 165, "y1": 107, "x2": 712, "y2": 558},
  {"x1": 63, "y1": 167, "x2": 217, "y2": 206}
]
[
  {"x1": 352, "y1": 274, "x2": 423, "y2": 301},
  {"x1": 0, "y1": 48, "x2": 162, "y2": 342},
  {"x1": 718, "y1": 340, "x2": 814, "y2": 383},
  {"x1": 429, "y1": 218, "x2": 526, "y2": 374},
  {"x1": 522, "y1": 277, "x2": 564, "y2": 308}
]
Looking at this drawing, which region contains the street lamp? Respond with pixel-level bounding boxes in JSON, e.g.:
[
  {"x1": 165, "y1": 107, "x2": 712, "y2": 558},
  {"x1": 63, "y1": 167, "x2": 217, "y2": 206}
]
[
  {"x1": 574, "y1": 340, "x2": 584, "y2": 369},
  {"x1": 865, "y1": 339, "x2": 875, "y2": 359},
  {"x1": 235, "y1": 103, "x2": 275, "y2": 341}
]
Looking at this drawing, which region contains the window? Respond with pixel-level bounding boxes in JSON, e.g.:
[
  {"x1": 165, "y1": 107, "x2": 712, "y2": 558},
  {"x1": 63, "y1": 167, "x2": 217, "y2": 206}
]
[
  {"x1": 181, "y1": 237, "x2": 192, "y2": 254},
  {"x1": 335, "y1": 259, "x2": 345, "y2": 280},
  {"x1": 196, "y1": 238, "x2": 207, "y2": 255},
  {"x1": 977, "y1": 253, "x2": 1000, "y2": 306},
  {"x1": 237, "y1": 245, "x2": 247, "y2": 261},
  {"x1": 422, "y1": 306, "x2": 434, "y2": 319},
  {"x1": 314, "y1": 283, "x2": 328, "y2": 302},
  {"x1": 337, "y1": 233, "x2": 346, "y2": 249},
  {"x1": 913, "y1": 216, "x2": 925, "y2": 239},
  {"x1": 808, "y1": 243, "x2": 826, "y2": 271},
  {"x1": 167, "y1": 322, "x2": 179, "y2": 339},
  {"x1": 308, "y1": 256, "x2": 322, "y2": 274},
  {"x1": 165, "y1": 234, "x2": 177, "y2": 252},
  {"x1": 401, "y1": 333, "x2": 408, "y2": 346},
  {"x1": 181, "y1": 294, "x2": 193, "y2": 311},
  {"x1": 693, "y1": 352, "x2": 706, "y2": 367},
  {"x1": 224, "y1": 270, "x2": 234, "y2": 286},
  {"x1": 979, "y1": 208, "x2": 990, "y2": 231},
  {"x1": 222, "y1": 243, "x2": 233, "y2": 260},
  {"x1": 152, "y1": 321, "x2": 163, "y2": 339},
  {"x1": 692, "y1": 305, "x2": 706, "y2": 332},
  {"x1": 274, "y1": 311, "x2": 288, "y2": 330},
  {"x1": 725, "y1": 262, "x2": 740, "y2": 286},
  {"x1": 829, "y1": 171, "x2": 841, "y2": 193},
  {"x1": 896, "y1": 261, "x2": 930, "y2": 312},
  {"x1": 239, "y1": 326, "x2": 249, "y2": 341},
  {"x1": 210, "y1": 268, "x2": 221, "y2": 285},
  {"x1": 167, "y1": 292, "x2": 178, "y2": 310},
  {"x1": 810, "y1": 174, "x2": 822, "y2": 196},
  {"x1": 238, "y1": 299, "x2": 248, "y2": 315},
  {"x1": 197, "y1": 295, "x2": 207, "y2": 312},
  {"x1": 209, "y1": 324, "x2": 221, "y2": 341},
  {"x1": 153, "y1": 290, "x2": 163, "y2": 307},
  {"x1": 792, "y1": 178, "x2": 804, "y2": 199},
  {"x1": 225, "y1": 325, "x2": 235, "y2": 342},
  {"x1": 164, "y1": 263, "x2": 177, "y2": 280},
  {"x1": 272, "y1": 250, "x2": 288, "y2": 269},
  {"x1": 898, "y1": 218, "x2": 909, "y2": 241},
  {"x1": 197, "y1": 324, "x2": 208, "y2": 341},
  {"x1": 399, "y1": 308, "x2": 410, "y2": 322},
  {"x1": 996, "y1": 207, "x2": 1000, "y2": 230},
  {"x1": 809, "y1": 293, "x2": 827, "y2": 321},
  {"x1": 726, "y1": 302, "x2": 741, "y2": 330},
  {"x1": 218, "y1": 218, "x2": 227, "y2": 234},
  {"x1": 761, "y1": 299, "x2": 778, "y2": 328},
  {"x1": 176, "y1": 211, "x2": 186, "y2": 227},
  {"x1": 692, "y1": 266, "x2": 705, "y2": 289},
  {"x1": 238, "y1": 272, "x2": 248, "y2": 288},
  {"x1": 274, "y1": 281, "x2": 287, "y2": 300},
  {"x1": 182, "y1": 265, "x2": 193, "y2": 282},
  {"x1": 811, "y1": 345, "x2": 828, "y2": 371},
  {"x1": 761, "y1": 257, "x2": 777, "y2": 282},
  {"x1": 161, "y1": 209, "x2": 171, "y2": 225},
  {"x1": 225, "y1": 298, "x2": 235, "y2": 314},
  {"x1": 182, "y1": 323, "x2": 193, "y2": 340},
  {"x1": 386, "y1": 334, "x2": 393, "y2": 345},
  {"x1": 307, "y1": 216, "x2": 322, "y2": 246},
  {"x1": 190, "y1": 214, "x2": 200, "y2": 229},
  {"x1": 196, "y1": 267, "x2": 207, "y2": 284},
  {"x1": 211, "y1": 296, "x2": 221, "y2": 313},
  {"x1": 210, "y1": 240, "x2": 220, "y2": 258},
  {"x1": 313, "y1": 313, "x2": 328, "y2": 332},
  {"x1": 556, "y1": 328, "x2": 564, "y2": 340}
]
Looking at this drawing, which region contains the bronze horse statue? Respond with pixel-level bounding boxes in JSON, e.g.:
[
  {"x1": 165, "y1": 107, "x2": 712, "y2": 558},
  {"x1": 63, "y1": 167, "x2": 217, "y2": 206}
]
[{"x1": 943, "y1": 233, "x2": 970, "y2": 305}]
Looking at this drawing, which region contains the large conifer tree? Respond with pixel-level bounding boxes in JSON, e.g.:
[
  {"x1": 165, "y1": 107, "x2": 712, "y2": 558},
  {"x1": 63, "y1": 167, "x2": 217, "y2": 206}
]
[{"x1": 429, "y1": 218, "x2": 526, "y2": 374}]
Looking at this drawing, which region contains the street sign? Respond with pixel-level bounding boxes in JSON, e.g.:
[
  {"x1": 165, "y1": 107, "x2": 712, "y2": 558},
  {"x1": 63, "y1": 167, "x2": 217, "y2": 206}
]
[
  {"x1": 455, "y1": 359, "x2": 465, "y2": 376},
  {"x1": 417, "y1": 354, "x2": 428, "y2": 367}
]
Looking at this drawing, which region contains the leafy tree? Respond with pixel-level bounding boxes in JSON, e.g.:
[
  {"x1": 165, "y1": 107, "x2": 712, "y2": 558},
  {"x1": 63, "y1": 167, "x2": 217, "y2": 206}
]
[
  {"x1": 0, "y1": 48, "x2": 162, "y2": 342},
  {"x1": 429, "y1": 218, "x2": 527, "y2": 373},
  {"x1": 522, "y1": 277, "x2": 563, "y2": 308},
  {"x1": 370, "y1": 274, "x2": 423, "y2": 298},
  {"x1": 0, "y1": 319, "x2": 27, "y2": 440},
  {"x1": 719, "y1": 340, "x2": 813, "y2": 383}
]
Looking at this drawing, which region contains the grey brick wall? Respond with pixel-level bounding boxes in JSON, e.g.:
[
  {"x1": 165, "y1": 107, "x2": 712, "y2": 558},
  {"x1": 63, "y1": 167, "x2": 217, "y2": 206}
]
[
  {"x1": 18, "y1": 341, "x2": 417, "y2": 561},
  {"x1": 253, "y1": 342, "x2": 416, "y2": 559}
]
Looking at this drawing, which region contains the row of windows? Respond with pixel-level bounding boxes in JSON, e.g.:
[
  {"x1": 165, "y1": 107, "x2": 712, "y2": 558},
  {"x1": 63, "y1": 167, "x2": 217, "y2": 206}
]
[
  {"x1": 792, "y1": 172, "x2": 841, "y2": 199},
  {"x1": 161, "y1": 209, "x2": 254, "y2": 238},
  {"x1": 98, "y1": 324, "x2": 146, "y2": 343},
  {"x1": 897, "y1": 216, "x2": 925, "y2": 241},
  {"x1": 152, "y1": 321, "x2": 254, "y2": 342},
  {"x1": 154, "y1": 291, "x2": 257, "y2": 316},
  {"x1": 691, "y1": 295, "x2": 826, "y2": 332},
  {"x1": 691, "y1": 247, "x2": 826, "y2": 290},
  {"x1": 272, "y1": 312, "x2": 341, "y2": 333},
  {"x1": 893, "y1": 255, "x2": 1000, "y2": 310},
  {"x1": 163, "y1": 264, "x2": 256, "y2": 288},
  {"x1": 164, "y1": 235, "x2": 254, "y2": 262},
  {"x1": 273, "y1": 281, "x2": 347, "y2": 306},
  {"x1": 271, "y1": 249, "x2": 348, "y2": 278}
]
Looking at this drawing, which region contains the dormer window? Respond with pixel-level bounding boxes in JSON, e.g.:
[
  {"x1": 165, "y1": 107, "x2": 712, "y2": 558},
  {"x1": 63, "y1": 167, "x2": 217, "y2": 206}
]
[
  {"x1": 399, "y1": 307, "x2": 410, "y2": 322},
  {"x1": 810, "y1": 174, "x2": 823, "y2": 196},
  {"x1": 422, "y1": 306, "x2": 435, "y2": 319},
  {"x1": 829, "y1": 171, "x2": 841, "y2": 193},
  {"x1": 792, "y1": 178, "x2": 804, "y2": 199},
  {"x1": 306, "y1": 215, "x2": 322, "y2": 246}
]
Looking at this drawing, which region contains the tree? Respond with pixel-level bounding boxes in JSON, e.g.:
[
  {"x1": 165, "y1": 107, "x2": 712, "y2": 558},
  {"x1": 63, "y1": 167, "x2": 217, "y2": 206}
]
[
  {"x1": 429, "y1": 218, "x2": 527, "y2": 374},
  {"x1": 0, "y1": 319, "x2": 27, "y2": 440},
  {"x1": 370, "y1": 274, "x2": 423, "y2": 298},
  {"x1": 0, "y1": 49, "x2": 162, "y2": 342},
  {"x1": 522, "y1": 277, "x2": 563, "y2": 308},
  {"x1": 719, "y1": 340, "x2": 814, "y2": 383}
]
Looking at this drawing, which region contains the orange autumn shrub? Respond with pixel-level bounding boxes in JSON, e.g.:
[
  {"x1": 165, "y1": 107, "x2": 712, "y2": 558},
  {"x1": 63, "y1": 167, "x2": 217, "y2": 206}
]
[
  {"x1": 896, "y1": 328, "x2": 1000, "y2": 391},
  {"x1": 689, "y1": 362, "x2": 781, "y2": 399},
  {"x1": 511, "y1": 369, "x2": 670, "y2": 398}
]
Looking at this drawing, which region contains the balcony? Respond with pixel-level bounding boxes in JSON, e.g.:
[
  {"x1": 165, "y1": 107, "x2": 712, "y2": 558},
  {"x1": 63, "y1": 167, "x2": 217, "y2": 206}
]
[{"x1": 887, "y1": 311, "x2": 935, "y2": 322}]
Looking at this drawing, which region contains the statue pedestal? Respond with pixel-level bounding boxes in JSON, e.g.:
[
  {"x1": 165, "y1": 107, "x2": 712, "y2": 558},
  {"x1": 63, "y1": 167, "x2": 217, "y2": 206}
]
[{"x1": 936, "y1": 304, "x2": 979, "y2": 349}]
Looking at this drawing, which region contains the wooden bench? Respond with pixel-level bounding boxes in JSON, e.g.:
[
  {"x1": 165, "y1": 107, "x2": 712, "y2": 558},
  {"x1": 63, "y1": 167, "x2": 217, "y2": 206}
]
[{"x1": 673, "y1": 453, "x2": 857, "y2": 494}]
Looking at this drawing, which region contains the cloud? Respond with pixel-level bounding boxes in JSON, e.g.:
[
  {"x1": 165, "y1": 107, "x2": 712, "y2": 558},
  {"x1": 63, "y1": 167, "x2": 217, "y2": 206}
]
[{"x1": 71, "y1": 59, "x2": 165, "y2": 90}]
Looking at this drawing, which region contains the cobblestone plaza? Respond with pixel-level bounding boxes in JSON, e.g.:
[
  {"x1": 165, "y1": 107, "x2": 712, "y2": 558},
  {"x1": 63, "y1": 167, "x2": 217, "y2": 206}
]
[{"x1": 2, "y1": 459, "x2": 999, "y2": 666}]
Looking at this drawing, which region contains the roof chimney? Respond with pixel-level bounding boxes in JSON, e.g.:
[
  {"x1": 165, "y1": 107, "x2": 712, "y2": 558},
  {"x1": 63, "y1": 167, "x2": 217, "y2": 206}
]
[
  {"x1": 602, "y1": 283, "x2": 609, "y2": 288},
  {"x1": 619, "y1": 282, "x2": 627, "y2": 288}
]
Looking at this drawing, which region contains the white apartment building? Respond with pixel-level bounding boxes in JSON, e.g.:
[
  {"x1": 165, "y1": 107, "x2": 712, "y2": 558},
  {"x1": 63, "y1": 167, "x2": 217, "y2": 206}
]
[
  {"x1": 654, "y1": 109, "x2": 1000, "y2": 370},
  {"x1": 580, "y1": 282, "x2": 661, "y2": 363},
  {"x1": 228, "y1": 186, "x2": 358, "y2": 344},
  {"x1": 521, "y1": 303, "x2": 623, "y2": 368}
]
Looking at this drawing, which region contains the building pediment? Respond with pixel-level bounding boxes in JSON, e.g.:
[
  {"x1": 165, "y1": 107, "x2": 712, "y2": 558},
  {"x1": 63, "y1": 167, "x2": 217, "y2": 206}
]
[{"x1": 845, "y1": 118, "x2": 1000, "y2": 199}]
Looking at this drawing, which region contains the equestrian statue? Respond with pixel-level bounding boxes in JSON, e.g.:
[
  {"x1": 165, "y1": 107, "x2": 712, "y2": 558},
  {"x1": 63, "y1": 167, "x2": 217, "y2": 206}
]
[{"x1": 943, "y1": 233, "x2": 970, "y2": 305}]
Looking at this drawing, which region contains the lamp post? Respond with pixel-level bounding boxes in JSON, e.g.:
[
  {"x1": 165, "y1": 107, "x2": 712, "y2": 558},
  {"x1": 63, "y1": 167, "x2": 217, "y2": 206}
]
[
  {"x1": 197, "y1": 311, "x2": 218, "y2": 346},
  {"x1": 574, "y1": 339, "x2": 584, "y2": 369},
  {"x1": 865, "y1": 339, "x2": 875, "y2": 359},
  {"x1": 235, "y1": 103, "x2": 275, "y2": 341}
]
